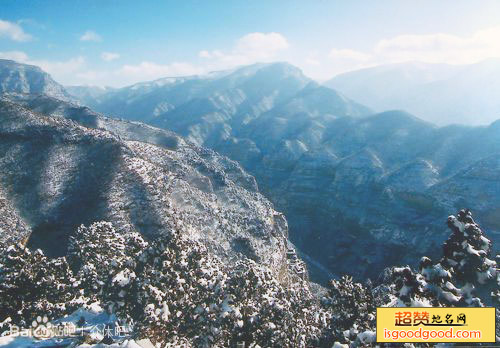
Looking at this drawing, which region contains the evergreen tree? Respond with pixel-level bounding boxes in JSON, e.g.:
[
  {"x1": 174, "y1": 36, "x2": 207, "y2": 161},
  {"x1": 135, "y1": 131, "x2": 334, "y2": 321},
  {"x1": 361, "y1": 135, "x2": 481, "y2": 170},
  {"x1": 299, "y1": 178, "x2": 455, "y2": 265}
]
[
  {"x1": 321, "y1": 275, "x2": 376, "y2": 346},
  {"x1": 441, "y1": 209, "x2": 498, "y2": 306},
  {"x1": 0, "y1": 243, "x2": 77, "y2": 329},
  {"x1": 67, "y1": 221, "x2": 147, "y2": 305}
]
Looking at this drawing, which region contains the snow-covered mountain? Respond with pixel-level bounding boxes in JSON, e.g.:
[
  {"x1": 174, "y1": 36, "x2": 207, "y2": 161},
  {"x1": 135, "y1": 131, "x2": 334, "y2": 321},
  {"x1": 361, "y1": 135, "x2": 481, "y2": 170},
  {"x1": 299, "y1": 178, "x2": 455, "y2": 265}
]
[
  {"x1": 0, "y1": 94, "x2": 301, "y2": 282},
  {"x1": 0, "y1": 59, "x2": 73, "y2": 102},
  {"x1": 325, "y1": 60, "x2": 500, "y2": 126},
  {"x1": 69, "y1": 62, "x2": 369, "y2": 127}
]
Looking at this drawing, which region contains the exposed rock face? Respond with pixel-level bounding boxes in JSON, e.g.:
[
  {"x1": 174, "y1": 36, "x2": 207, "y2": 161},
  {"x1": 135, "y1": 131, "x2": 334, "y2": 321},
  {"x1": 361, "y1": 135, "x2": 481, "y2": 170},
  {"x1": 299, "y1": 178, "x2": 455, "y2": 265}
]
[
  {"x1": 0, "y1": 59, "x2": 73, "y2": 101},
  {"x1": 0, "y1": 95, "x2": 294, "y2": 280}
]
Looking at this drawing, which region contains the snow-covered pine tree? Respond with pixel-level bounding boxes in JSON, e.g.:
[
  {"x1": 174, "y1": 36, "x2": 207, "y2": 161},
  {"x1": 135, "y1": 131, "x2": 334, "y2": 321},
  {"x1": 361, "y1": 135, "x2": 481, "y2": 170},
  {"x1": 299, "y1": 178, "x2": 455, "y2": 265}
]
[
  {"x1": 374, "y1": 210, "x2": 497, "y2": 309},
  {"x1": 77, "y1": 220, "x2": 329, "y2": 348},
  {"x1": 373, "y1": 266, "x2": 437, "y2": 307},
  {"x1": 127, "y1": 232, "x2": 228, "y2": 346},
  {"x1": 321, "y1": 210, "x2": 499, "y2": 347},
  {"x1": 68, "y1": 221, "x2": 148, "y2": 317},
  {"x1": 0, "y1": 243, "x2": 77, "y2": 330},
  {"x1": 441, "y1": 209, "x2": 499, "y2": 306},
  {"x1": 321, "y1": 275, "x2": 376, "y2": 346},
  {"x1": 418, "y1": 256, "x2": 461, "y2": 305},
  {"x1": 222, "y1": 259, "x2": 328, "y2": 348}
]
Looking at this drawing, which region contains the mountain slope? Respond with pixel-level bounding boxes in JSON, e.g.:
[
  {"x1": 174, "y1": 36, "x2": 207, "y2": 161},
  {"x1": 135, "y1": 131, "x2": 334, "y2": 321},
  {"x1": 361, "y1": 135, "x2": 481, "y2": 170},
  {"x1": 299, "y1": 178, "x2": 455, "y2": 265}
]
[
  {"x1": 0, "y1": 95, "x2": 298, "y2": 281},
  {"x1": 77, "y1": 62, "x2": 314, "y2": 124}
]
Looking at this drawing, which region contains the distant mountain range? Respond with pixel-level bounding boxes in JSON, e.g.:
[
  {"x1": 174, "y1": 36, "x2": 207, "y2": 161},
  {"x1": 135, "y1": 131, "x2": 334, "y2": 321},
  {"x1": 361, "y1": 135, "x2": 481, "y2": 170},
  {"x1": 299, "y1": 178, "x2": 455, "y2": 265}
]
[
  {"x1": 325, "y1": 59, "x2": 500, "y2": 126},
  {"x1": 1, "y1": 58, "x2": 499, "y2": 283}
]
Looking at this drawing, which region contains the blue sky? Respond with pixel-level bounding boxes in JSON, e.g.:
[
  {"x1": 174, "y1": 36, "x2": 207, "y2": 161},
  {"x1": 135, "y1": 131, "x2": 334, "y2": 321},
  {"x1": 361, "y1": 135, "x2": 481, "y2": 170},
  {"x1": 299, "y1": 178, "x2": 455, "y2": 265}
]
[{"x1": 2, "y1": 0, "x2": 500, "y2": 86}]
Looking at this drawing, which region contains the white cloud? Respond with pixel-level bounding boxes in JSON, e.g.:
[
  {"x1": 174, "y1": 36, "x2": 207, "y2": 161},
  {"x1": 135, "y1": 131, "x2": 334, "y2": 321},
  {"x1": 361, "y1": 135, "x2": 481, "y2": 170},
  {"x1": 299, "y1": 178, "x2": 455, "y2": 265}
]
[
  {"x1": 101, "y1": 52, "x2": 120, "y2": 61},
  {"x1": 0, "y1": 19, "x2": 32, "y2": 41},
  {"x1": 31, "y1": 57, "x2": 86, "y2": 84},
  {"x1": 0, "y1": 51, "x2": 29, "y2": 62},
  {"x1": 17, "y1": 18, "x2": 44, "y2": 28},
  {"x1": 305, "y1": 58, "x2": 320, "y2": 66},
  {"x1": 235, "y1": 32, "x2": 289, "y2": 58},
  {"x1": 303, "y1": 51, "x2": 321, "y2": 66},
  {"x1": 66, "y1": 61, "x2": 204, "y2": 87},
  {"x1": 374, "y1": 26, "x2": 500, "y2": 65},
  {"x1": 0, "y1": 50, "x2": 86, "y2": 85},
  {"x1": 198, "y1": 50, "x2": 212, "y2": 58},
  {"x1": 75, "y1": 70, "x2": 105, "y2": 83},
  {"x1": 80, "y1": 30, "x2": 102, "y2": 42},
  {"x1": 198, "y1": 32, "x2": 289, "y2": 68},
  {"x1": 307, "y1": 48, "x2": 377, "y2": 79},
  {"x1": 0, "y1": 50, "x2": 201, "y2": 86},
  {"x1": 116, "y1": 61, "x2": 202, "y2": 85},
  {"x1": 322, "y1": 25, "x2": 500, "y2": 79},
  {"x1": 33, "y1": 57, "x2": 85, "y2": 75},
  {"x1": 2, "y1": 31, "x2": 291, "y2": 86}
]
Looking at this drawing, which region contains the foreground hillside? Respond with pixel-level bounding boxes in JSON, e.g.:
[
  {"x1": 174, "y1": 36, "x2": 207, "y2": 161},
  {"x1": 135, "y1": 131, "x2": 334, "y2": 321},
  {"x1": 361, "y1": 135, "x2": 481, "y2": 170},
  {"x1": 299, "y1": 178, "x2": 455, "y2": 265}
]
[
  {"x1": 1, "y1": 206, "x2": 499, "y2": 347},
  {"x1": 0, "y1": 95, "x2": 299, "y2": 281}
]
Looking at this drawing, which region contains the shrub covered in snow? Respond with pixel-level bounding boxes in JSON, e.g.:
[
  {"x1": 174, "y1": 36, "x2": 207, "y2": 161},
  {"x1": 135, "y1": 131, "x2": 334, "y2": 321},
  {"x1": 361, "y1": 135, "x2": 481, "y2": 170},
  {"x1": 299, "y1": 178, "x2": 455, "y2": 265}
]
[
  {"x1": 320, "y1": 275, "x2": 375, "y2": 346},
  {"x1": 68, "y1": 222, "x2": 147, "y2": 305},
  {"x1": 1, "y1": 209, "x2": 499, "y2": 347},
  {"x1": 0, "y1": 243, "x2": 79, "y2": 329},
  {"x1": 93, "y1": 225, "x2": 329, "y2": 347},
  {"x1": 32, "y1": 221, "x2": 328, "y2": 347}
]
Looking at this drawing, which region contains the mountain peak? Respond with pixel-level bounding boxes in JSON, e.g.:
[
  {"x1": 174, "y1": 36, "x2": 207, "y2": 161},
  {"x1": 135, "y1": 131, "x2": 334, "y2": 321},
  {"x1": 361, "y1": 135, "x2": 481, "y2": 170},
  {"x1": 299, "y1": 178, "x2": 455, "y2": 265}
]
[
  {"x1": 221, "y1": 61, "x2": 309, "y2": 83},
  {"x1": 0, "y1": 59, "x2": 73, "y2": 102}
]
